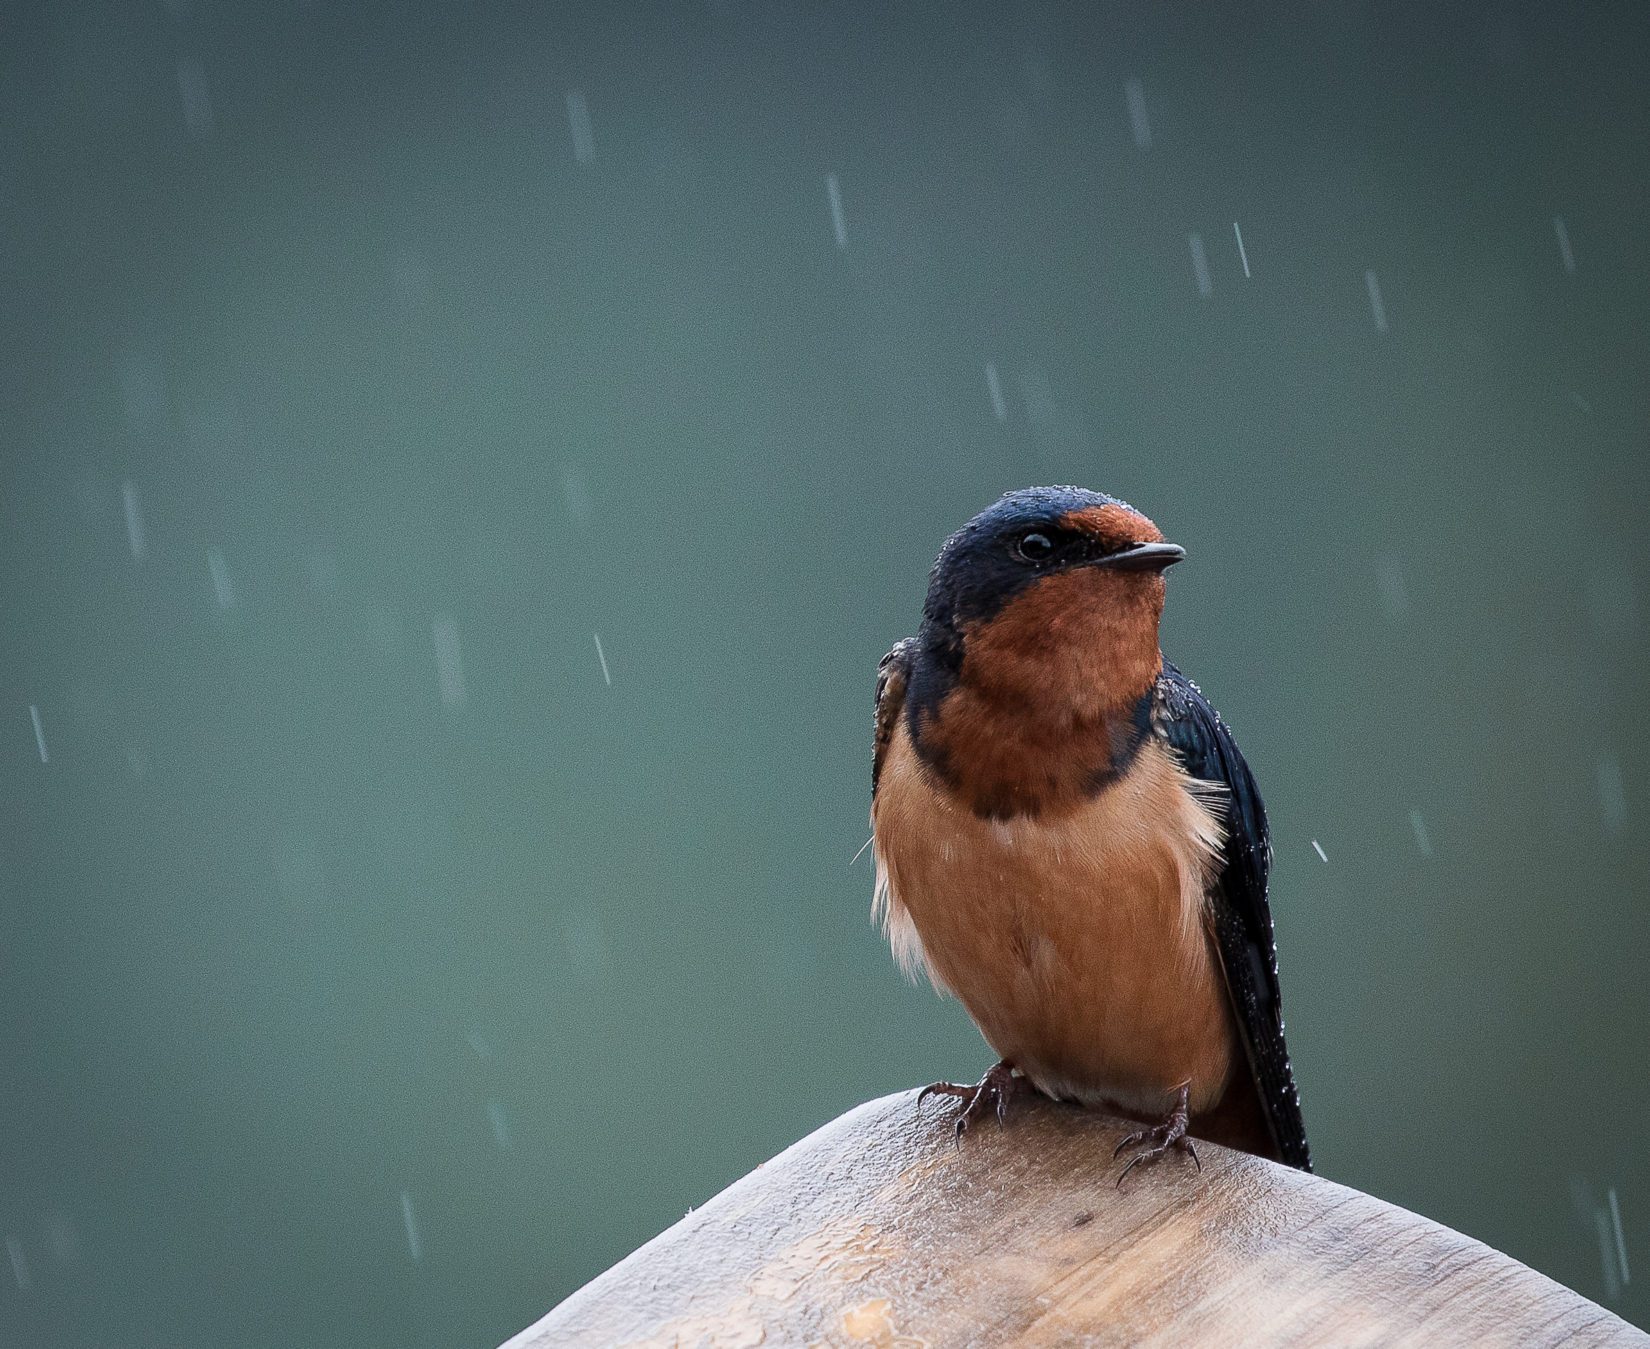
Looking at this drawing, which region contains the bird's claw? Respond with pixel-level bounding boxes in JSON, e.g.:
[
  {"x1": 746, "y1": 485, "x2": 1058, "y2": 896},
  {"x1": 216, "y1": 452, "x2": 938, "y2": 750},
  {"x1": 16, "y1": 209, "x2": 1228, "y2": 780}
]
[
  {"x1": 916, "y1": 1060, "x2": 1026, "y2": 1144},
  {"x1": 1114, "y1": 1132, "x2": 1200, "y2": 1186},
  {"x1": 1113, "y1": 1081, "x2": 1200, "y2": 1187}
]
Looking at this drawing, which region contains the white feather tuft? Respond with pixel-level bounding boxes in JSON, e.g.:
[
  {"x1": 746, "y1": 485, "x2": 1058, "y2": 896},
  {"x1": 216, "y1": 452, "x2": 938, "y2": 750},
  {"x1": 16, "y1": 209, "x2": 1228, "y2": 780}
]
[{"x1": 871, "y1": 835, "x2": 949, "y2": 994}]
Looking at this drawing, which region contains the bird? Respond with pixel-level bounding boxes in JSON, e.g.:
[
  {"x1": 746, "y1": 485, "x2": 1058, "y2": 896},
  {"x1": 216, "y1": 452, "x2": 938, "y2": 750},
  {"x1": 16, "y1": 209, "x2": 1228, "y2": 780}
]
[{"x1": 869, "y1": 485, "x2": 1310, "y2": 1179}]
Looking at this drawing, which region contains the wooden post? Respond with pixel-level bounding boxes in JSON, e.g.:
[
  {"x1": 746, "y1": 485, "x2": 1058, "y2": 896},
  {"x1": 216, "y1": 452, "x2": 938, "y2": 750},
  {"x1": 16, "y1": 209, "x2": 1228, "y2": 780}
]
[{"x1": 502, "y1": 1089, "x2": 1644, "y2": 1347}]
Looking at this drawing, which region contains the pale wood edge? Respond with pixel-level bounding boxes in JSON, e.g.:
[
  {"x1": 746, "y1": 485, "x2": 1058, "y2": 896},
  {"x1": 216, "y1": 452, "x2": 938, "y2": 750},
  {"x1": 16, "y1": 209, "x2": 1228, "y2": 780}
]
[{"x1": 501, "y1": 1091, "x2": 1645, "y2": 1348}]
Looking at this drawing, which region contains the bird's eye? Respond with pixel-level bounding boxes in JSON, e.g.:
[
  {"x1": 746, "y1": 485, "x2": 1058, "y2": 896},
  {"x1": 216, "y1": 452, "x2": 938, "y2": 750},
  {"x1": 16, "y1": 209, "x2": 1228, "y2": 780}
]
[{"x1": 1016, "y1": 531, "x2": 1055, "y2": 563}]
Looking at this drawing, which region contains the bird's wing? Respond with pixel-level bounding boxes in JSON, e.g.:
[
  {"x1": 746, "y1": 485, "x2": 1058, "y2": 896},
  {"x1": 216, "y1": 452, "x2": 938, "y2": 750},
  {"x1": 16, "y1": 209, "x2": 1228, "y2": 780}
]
[
  {"x1": 1153, "y1": 662, "x2": 1312, "y2": 1171},
  {"x1": 873, "y1": 639, "x2": 916, "y2": 798}
]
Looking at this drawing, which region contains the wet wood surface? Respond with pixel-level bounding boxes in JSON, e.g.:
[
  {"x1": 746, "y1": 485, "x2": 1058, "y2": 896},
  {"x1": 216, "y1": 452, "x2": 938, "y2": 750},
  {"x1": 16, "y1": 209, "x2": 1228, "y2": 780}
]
[{"x1": 502, "y1": 1089, "x2": 1645, "y2": 1348}]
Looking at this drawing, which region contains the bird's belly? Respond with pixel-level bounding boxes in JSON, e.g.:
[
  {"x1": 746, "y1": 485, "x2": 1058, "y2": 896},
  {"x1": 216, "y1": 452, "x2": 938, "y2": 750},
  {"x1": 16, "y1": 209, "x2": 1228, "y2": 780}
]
[{"x1": 873, "y1": 730, "x2": 1237, "y2": 1117}]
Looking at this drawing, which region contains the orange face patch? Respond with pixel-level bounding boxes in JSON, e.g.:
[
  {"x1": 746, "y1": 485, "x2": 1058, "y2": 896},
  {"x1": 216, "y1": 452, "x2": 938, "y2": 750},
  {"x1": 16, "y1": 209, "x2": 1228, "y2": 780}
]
[
  {"x1": 1059, "y1": 503, "x2": 1165, "y2": 553},
  {"x1": 962, "y1": 565, "x2": 1166, "y2": 712}
]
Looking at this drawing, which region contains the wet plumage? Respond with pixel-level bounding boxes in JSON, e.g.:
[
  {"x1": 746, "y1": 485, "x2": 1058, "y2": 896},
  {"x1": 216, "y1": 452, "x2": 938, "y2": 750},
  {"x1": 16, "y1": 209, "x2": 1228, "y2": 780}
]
[{"x1": 870, "y1": 485, "x2": 1310, "y2": 1171}]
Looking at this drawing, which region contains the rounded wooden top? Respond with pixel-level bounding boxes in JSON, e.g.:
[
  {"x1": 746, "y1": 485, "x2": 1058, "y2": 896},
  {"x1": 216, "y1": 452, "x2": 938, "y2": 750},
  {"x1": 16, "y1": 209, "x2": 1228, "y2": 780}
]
[{"x1": 503, "y1": 1090, "x2": 1644, "y2": 1347}]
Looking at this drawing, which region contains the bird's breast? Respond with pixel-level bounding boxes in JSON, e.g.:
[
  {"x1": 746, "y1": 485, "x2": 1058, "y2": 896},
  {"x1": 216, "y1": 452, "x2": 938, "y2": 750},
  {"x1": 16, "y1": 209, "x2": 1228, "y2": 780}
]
[{"x1": 872, "y1": 722, "x2": 1239, "y2": 1116}]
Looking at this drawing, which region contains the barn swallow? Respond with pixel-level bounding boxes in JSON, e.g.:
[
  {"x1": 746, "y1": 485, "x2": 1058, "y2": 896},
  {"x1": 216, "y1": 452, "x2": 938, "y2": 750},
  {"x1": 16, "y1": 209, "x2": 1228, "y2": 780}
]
[{"x1": 870, "y1": 486, "x2": 1310, "y2": 1179}]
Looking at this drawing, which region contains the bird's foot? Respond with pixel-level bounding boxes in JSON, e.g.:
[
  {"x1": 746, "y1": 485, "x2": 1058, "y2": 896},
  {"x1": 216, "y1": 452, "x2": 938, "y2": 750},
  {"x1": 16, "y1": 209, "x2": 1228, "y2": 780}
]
[
  {"x1": 1114, "y1": 1081, "x2": 1201, "y2": 1186},
  {"x1": 917, "y1": 1060, "x2": 1030, "y2": 1144}
]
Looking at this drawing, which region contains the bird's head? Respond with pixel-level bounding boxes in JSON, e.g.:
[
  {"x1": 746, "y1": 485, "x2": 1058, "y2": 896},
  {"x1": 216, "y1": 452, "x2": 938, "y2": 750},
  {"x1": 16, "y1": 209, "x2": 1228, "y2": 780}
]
[{"x1": 917, "y1": 485, "x2": 1183, "y2": 713}]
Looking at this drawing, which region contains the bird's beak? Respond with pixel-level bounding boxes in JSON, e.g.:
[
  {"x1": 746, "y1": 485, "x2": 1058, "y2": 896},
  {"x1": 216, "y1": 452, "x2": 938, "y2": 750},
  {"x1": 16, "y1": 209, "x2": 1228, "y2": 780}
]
[{"x1": 1091, "y1": 541, "x2": 1187, "y2": 572}]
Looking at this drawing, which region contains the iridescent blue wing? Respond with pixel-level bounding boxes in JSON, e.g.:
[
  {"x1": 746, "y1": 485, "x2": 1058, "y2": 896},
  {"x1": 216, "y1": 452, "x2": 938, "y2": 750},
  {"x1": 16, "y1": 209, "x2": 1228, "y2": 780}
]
[{"x1": 1154, "y1": 662, "x2": 1311, "y2": 1171}]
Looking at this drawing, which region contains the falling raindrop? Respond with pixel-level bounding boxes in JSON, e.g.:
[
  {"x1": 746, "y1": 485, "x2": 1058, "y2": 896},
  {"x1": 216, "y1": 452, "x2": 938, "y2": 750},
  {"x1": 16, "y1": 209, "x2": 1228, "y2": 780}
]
[
  {"x1": 1376, "y1": 555, "x2": 1409, "y2": 619},
  {"x1": 1016, "y1": 364, "x2": 1056, "y2": 429},
  {"x1": 399, "y1": 1191, "x2": 422, "y2": 1263},
  {"x1": 176, "y1": 59, "x2": 214, "y2": 137},
  {"x1": 1233, "y1": 221, "x2": 1252, "y2": 278},
  {"x1": 1124, "y1": 77, "x2": 1151, "y2": 149},
  {"x1": 1597, "y1": 1208, "x2": 1622, "y2": 1300},
  {"x1": 6, "y1": 1235, "x2": 29, "y2": 1291},
  {"x1": 562, "y1": 465, "x2": 593, "y2": 524},
  {"x1": 44, "y1": 1207, "x2": 79, "y2": 1265},
  {"x1": 1311, "y1": 839, "x2": 1328, "y2": 863},
  {"x1": 28, "y1": 705, "x2": 48, "y2": 763},
  {"x1": 1188, "y1": 233, "x2": 1212, "y2": 297},
  {"x1": 566, "y1": 91, "x2": 595, "y2": 163},
  {"x1": 593, "y1": 633, "x2": 612, "y2": 687},
  {"x1": 1409, "y1": 808, "x2": 1432, "y2": 858},
  {"x1": 1364, "y1": 269, "x2": 1389, "y2": 333},
  {"x1": 432, "y1": 615, "x2": 467, "y2": 710},
  {"x1": 487, "y1": 1100, "x2": 512, "y2": 1151},
  {"x1": 207, "y1": 547, "x2": 236, "y2": 609},
  {"x1": 1553, "y1": 216, "x2": 1576, "y2": 274},
  {"x1": 984, "y1": 362, "x2": 1006, "y2": 421},
  {"x1": 1608, "y1": 1188, "x2": 1630, "y2": 1286},
  {"x1": 825, "y1": 173, "x2": 847, "y2": 249},
  {"x1": 122, "y1": 480, "x2": 147, "y2": 560}
]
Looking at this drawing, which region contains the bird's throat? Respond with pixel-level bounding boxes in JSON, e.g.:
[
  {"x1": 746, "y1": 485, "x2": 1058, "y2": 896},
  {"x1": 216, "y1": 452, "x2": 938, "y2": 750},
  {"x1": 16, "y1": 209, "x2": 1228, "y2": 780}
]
[
  {"x1": 908, "y1": 676, "x2": 1155, "y2": 821},
  {"x1": 907, "y1": 568, "x2": 1167, "y2": 820}
]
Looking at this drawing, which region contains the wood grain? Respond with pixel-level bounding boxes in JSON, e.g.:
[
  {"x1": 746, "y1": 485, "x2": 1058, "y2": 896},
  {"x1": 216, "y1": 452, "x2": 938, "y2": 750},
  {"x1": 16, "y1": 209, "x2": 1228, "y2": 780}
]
[{"x1": 502, "y1": 1090, "x2": 1645, "y2": 1347}]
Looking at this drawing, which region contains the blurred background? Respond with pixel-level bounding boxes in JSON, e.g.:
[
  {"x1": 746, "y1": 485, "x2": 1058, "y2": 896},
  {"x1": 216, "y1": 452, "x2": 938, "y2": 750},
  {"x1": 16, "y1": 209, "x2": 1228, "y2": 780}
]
[{"x1": 2, "y1": 1, "x2": 1646, "y2": 1345}]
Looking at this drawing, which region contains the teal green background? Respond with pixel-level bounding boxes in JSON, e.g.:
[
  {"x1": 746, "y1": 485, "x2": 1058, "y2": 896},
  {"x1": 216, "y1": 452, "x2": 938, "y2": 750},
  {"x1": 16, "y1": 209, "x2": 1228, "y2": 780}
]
[{"x1": 3, "y1": 3, "x2": 1647, "y2": 1345}]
